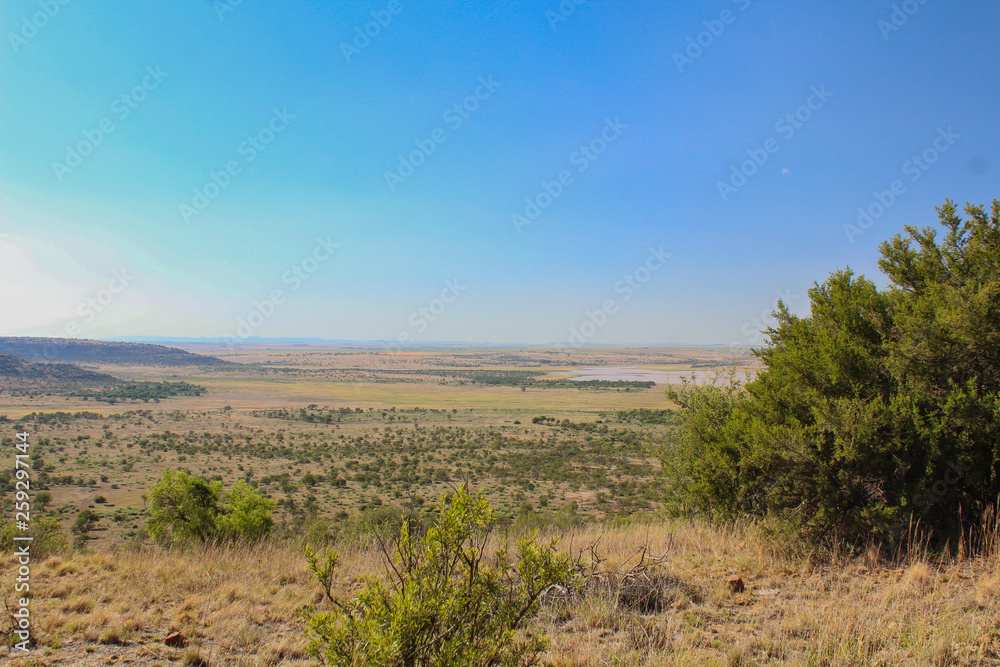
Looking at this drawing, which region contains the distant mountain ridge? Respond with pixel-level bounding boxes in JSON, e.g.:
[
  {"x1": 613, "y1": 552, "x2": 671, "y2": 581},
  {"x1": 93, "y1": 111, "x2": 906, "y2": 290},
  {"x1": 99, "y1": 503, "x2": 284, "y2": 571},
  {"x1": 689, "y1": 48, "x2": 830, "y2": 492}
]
[{"x1": 0, "y1": 337, "x2": 235, "y2": 367}]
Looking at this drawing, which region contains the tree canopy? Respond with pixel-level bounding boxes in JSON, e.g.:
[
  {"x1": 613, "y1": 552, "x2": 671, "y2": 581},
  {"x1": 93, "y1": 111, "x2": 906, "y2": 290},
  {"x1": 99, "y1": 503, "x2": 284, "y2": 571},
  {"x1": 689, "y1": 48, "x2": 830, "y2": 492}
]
[
  {"x1": 146, "y1": 469, "x2": 275, "y2": 544},
  {"x1": 666, "y1": 199, "x2": 1000, "y2": 548}
]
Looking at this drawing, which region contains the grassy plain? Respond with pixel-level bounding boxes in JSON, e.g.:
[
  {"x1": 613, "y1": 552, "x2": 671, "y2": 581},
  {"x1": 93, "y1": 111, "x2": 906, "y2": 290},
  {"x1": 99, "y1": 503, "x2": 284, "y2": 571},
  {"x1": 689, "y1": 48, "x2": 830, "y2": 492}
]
[
  {"x1": 6, "y1": 344, "x2": 995, "y2": 666},
  {"x1": 3, "y1": 344, "x2": 705, "y2": 549}
]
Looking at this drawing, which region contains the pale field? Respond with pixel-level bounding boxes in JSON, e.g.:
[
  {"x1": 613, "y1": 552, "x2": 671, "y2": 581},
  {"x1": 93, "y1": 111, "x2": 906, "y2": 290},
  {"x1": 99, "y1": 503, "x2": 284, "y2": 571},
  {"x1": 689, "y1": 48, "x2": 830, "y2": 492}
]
[
  {"x1": 0, "y1": 375, "x2": 679, "y2": 423},
  {"x1": 0, "y1": 380, "x2": 675, "y2": 419},
  {"x1": 169, "y1": 343, "x2": 749, "y2": 370},
  {"x1": 3, "y1": 344, "x2": 723, "y2": 418}
]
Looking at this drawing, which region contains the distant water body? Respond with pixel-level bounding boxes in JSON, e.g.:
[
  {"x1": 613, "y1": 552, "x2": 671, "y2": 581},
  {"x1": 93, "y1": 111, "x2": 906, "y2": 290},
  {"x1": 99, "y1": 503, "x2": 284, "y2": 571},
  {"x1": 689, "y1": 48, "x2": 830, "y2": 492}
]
[{"x1": 551, "y1": 366, "x2": 753, "y2": 385}]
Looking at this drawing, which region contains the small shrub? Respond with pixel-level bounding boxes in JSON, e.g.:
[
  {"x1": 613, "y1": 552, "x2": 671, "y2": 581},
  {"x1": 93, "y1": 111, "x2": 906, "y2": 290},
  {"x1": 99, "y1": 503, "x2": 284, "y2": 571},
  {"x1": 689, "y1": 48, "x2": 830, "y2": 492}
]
[
  {"x1": 0, "y1": 515, "x2": 67, "y2": 559},
  {"x1": 72, "y1": 509, "x2": 100, "y2": 535},
  {"x1": 306, "y1": 485, "x2": 572, "y2": 666}
]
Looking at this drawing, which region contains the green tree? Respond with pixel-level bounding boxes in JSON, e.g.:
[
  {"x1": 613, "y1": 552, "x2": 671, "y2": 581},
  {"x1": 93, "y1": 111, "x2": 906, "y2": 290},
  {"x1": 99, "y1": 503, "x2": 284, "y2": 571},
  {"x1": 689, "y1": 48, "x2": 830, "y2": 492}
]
[
  {"x1": 878, "y1": 199, "x2": 1000, "y2": 530},
  {"x1": 146, "y1": 470, "x2": 223, "y2": 543},
  {"x1": 34, "y1": 491, "x2": 52, "y2": 511},
  {"x1": 216, "y1": 480, "x2": 275, "y2": 541},
  {"x1": 146, "y1": 470, "x2": 275, "y2": 544},
  {"x1": 305, "y1": 485, "x2": 572, "y2": 666},
  {"x1": 666, "y1": 199, "x2": 1000, "y2": 547},
  {"x1": 72, "y1": 509, "x2": 101, "y2": 535}
]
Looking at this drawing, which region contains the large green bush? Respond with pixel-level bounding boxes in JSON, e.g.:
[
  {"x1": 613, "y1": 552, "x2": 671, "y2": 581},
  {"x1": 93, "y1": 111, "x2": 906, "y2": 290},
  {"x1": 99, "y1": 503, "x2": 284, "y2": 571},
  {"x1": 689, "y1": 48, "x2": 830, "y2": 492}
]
[
  {"x1": 146, "y1": 469, "x2": 275, "y2": 544},
  {"x1": 666, "y1": 199, "x2": 1000, "y2": 547},
  {"x1": 305, "y1": 485, "x2": 572, "y2": 666}
]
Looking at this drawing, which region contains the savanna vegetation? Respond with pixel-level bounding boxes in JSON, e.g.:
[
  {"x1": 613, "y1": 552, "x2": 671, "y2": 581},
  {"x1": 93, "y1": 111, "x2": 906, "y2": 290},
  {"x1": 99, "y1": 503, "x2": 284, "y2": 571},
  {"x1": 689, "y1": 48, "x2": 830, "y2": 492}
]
[
  {"x1": 2, "y1": 202, "x2": 1000, "y2": 664},
  {"x1": 84, "y1": 381, "x2": 206, "y2": 404},
  {"x1": 375, "y1": 368, "x2": 656, "y2": 390},
  {"x1": 0, "y1": 351, "x2": 206, "y2": 403}
]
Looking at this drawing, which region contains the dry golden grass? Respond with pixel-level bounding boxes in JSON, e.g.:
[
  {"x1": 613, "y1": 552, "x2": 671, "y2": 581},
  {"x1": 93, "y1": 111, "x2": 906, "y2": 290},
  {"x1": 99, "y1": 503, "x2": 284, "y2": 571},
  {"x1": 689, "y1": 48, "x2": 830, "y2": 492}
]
[
  {"x1": 4, "y1": 520, "x2": 1000, "y2": 666},
  {"x1": 534, "y1": 521, "x2": 1000, "y2": 665},
  {"x1": 2, "y1": 541, "x2": 328, "y2": 666},
  {"x1": 1, "y1": 377, "x2": 676, "y2": 418}
]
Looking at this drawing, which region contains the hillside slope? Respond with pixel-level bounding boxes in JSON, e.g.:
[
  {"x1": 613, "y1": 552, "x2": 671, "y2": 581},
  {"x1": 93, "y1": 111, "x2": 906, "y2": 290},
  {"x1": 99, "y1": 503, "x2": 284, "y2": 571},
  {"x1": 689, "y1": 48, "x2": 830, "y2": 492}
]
[
  {"x1": 0, "y1": 337, "x2": 235, "y2": 367},
  {"x1": 0, "y1": 353, "x2": 122, "y2": 386}
]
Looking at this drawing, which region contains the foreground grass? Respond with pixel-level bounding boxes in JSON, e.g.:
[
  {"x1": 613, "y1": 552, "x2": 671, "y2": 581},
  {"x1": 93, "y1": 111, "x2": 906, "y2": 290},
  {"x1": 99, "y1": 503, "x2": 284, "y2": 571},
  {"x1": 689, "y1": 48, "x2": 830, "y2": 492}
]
[{"x1": 4, "y1": 520, "x2": 1000, "y2": 666}]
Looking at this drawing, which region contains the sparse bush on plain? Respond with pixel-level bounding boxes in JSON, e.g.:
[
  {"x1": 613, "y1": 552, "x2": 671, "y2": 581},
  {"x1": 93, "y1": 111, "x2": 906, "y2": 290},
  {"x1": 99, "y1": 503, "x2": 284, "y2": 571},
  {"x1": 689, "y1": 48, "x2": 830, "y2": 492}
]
[{"x1": 72, "y1": 509, "x2": 101, "y2": 535}]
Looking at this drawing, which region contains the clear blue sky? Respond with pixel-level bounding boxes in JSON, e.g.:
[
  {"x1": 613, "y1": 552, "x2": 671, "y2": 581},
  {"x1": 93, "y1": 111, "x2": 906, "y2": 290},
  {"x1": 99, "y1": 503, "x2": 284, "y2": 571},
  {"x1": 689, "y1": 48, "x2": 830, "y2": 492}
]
[{"x1": 1, "y1": 0, "x2": 997, "y2": 346}]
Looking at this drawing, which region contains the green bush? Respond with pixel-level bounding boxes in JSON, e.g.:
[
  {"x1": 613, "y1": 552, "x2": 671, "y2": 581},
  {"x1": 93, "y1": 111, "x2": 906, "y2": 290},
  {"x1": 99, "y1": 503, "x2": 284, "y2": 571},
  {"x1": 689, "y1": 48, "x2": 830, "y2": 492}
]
[
  {"x1": 146, "y1": 470, "x2": 274, "y2": 544},
  {"x1": 665, "y1": 199, "x2": 1000, "y2": 548},
  {"x1": 334, "y1": 505, "x2": 424, "y2": 546},
  {"x1": 0, "y1": 516, "x2": 67, "y2": 559},
  {"x1": 72, "y1": 509, "x2": 101, "y2": 535},
  {"x1": 305, "y1": 485, "x2": 572, "y2": 666},
  {"x1": 215, "y1": 480, "x2": 276, "y2": 542}
]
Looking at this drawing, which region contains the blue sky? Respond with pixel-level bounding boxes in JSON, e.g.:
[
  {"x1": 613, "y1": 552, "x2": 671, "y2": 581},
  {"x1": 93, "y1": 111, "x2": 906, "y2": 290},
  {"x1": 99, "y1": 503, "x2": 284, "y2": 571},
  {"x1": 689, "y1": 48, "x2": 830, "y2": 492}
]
[{"x1": 1, "y1": 0, "x2": 997, "y2": 345}]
